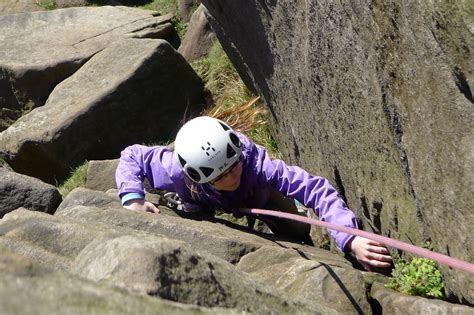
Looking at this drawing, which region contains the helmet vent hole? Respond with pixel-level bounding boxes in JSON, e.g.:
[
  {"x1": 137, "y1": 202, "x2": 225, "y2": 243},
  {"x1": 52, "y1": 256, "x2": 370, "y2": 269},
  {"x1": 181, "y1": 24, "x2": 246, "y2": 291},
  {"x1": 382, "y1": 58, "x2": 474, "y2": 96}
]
[
  {"x1": 178, "y1": 154, "x2": 187, "y2": 168},
  {"x1": 229, "y1": 133, "x2": 241, "y2": 148},
  {"x1": 219, "y1": 122, "x2": 230, "y2": 131},
  {"x1": 200, "y1": 167, "x2": 214, "y2": 177},
  {"x1": 226, "y1": 144, "x2": 236, "y2": 158},
  {"x1": 187, "y1": 167, "x2": 201, "y2": 182}
]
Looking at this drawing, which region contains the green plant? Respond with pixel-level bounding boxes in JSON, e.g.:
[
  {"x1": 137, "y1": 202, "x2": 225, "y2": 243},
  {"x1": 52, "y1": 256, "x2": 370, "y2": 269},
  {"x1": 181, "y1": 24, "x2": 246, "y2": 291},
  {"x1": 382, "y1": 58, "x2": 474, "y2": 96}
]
[
  {"x1": 192, "y1": 41, "x2": 247, "y2": 104},
  {"x1": 0, "y1": 156, "x2": 13, "y2": 171},
  {"x1": 171, "y1": 16, "x2": 187, "y2": 40},
  {"x1": 58, "y1": 162, "x2": 88, "y2": 197},
  {"x1": 36, "y1": 0, "x2": 56, "y2": 10},
  {"x1": 385, "y1": 256, "x2": 446, "y2": 299},
  {"x1": 139, "y1": 0, "x2": 178, "y2": 15}
]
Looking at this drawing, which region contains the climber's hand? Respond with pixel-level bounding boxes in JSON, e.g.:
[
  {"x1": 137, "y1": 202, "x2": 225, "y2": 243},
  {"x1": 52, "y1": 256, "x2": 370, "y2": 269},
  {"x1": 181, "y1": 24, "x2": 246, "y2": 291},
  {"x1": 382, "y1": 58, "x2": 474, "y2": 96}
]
[
  {"x1": 123, "y1": 199, "x2": 160, "y2": 214},
  {"x1": 347, "y1": 236, "x2": 392, "y2": 271}
]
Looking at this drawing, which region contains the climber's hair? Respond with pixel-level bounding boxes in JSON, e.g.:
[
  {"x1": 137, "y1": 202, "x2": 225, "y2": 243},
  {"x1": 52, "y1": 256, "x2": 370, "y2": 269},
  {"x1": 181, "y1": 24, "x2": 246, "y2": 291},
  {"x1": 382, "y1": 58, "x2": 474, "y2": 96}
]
[{"x1": 206, "y1": 96, "x2": 265, "y2": 133}]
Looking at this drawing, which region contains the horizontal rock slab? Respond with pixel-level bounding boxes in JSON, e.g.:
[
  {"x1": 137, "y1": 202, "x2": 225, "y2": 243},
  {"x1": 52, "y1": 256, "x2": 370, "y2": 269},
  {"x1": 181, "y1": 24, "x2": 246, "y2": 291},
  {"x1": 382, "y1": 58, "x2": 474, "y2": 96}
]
[
  {"x1": 56, "y1": 187, "x2": 123, "y2": 212},
  {"x1": 237, "y1": 246, "x2": 371, "y2": 314},
  {"x1": 0, "y1": 38, "x2": 204, "y2": 183},
  {"x1": 0, "y1": 167, "x2": 61, "y2": 218},
  {"x1": 371, "y1": 282, "x2": 474, "y2": 314},
  {"x1": 0, "y1": 208, "x2": 137, "y2": 260},
  {"x1": 0, "y1": 0, "x2": 44, "y2": 16},
  {"x1": 1, "y1": 207, "x2": 335, "y2": 313},
  {"x1": 56, "y1": 203, "x2": 262, "y2": 264},
  {"x1": 0, "y1": 6, "x2": 179, "y2": 130},
  {"x1": 57, "y1": 187, "x2": 176, "y2": 217},
  {"x1": 0, "y1": 237, "x2": 71, "y2": 272},
  {"x1": 73, "y1": 234, "x2": 330, "y2": 314},
  {"x1": 0, "y1": 251, "x2": 240, "y2": 315}
]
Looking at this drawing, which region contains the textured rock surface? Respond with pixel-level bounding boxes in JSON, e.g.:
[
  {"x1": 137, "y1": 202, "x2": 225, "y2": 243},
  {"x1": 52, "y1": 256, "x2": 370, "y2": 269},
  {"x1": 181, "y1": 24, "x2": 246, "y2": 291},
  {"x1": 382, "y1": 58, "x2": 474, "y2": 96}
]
[
  {"x1": 0, "y1": 38, "x2": 204, "y2": 183},
  {"x1": 177, "y1": 0, "x2": 201, "y2": 22},
  {"x1": 237, "y1": 246, "x2": 372, "y2": 314},
  {"x1": 56, "y1": 187, "x2": 122, "y2": 212},
  {"x1": 178, "y1": 4, "x2": 216, "y2": 62},
  {"x1": 1, "y1": 192, "x2": 472, "y2": 313},
  {"x1": 371, "y1": 282, "x2": 474, "y2": 314},
  {"x1": 73, "y1": 234, "x2": 328, "y2": 314},
  {"x1": 0, "y1": 0, "x2": 44, "y2": 16},
  {"x1": 0, "y1": 167, "x2": 61, "y2": 218},
  {"x1": 85, "y1": 159, "x2": 120, "y2": 192},
  {"x1": 0, "y1": 6, "x2": 179, "y2": 131},
  {"x1": 202, "y1": 0, "x2": 474, "y2": 303},
  {"x1": 0, "y1": 251, "x2": 240, "y2": 315},
  {"x1": 1, "y1": 207, "x2": 339, "y2": 314}
]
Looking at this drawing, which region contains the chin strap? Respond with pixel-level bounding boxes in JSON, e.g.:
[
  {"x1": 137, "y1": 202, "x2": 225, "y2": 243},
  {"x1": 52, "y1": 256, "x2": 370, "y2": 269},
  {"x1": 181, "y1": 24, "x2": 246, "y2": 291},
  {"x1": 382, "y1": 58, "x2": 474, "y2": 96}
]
[{"x1": 238, "y1": 207, "x2": 474, "y2": 275}]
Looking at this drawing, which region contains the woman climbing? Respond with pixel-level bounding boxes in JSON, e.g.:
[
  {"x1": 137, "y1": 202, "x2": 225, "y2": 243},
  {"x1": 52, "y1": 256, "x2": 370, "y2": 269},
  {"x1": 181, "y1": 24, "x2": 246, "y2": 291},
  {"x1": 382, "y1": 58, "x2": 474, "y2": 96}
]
[{"x1": 115, "y1": 115, "x2": 392, "y2": 271}]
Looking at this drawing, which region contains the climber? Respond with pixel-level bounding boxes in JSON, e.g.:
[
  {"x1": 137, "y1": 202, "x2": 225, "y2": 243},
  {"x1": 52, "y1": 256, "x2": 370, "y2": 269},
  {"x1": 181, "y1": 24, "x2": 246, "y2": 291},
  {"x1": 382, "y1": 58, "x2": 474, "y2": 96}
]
[{"x1": 115, "y1": 116, "x2": 393, "y2": 271}]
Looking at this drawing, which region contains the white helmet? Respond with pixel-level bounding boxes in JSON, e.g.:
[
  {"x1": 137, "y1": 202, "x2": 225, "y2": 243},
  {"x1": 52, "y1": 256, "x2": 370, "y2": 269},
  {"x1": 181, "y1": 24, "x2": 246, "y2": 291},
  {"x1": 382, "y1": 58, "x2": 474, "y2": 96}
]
[{"x1": 174, "y1": 116, "x2": 242, "y2": 183}]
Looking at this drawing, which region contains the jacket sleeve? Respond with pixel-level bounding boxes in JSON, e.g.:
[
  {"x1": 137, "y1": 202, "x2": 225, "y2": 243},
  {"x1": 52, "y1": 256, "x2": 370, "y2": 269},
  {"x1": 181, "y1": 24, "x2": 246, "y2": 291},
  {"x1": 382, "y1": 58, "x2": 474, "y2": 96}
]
[
  {"x1": 115, "y1": 144, "x2": 176, "y2": 197},
  {"x1": 243, "y1": 135, "x2": 358, "y2": 251},
  {"x1": 115, "y1": 144, "x2": 206, "y2": 213}
]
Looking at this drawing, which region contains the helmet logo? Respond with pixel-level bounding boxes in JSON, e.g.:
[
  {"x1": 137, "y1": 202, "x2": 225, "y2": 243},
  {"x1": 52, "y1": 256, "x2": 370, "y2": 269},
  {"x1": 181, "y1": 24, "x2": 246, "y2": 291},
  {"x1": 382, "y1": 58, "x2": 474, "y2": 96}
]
[{"x1": 201, "y1": 142, "x2": 216, "y2": 156}]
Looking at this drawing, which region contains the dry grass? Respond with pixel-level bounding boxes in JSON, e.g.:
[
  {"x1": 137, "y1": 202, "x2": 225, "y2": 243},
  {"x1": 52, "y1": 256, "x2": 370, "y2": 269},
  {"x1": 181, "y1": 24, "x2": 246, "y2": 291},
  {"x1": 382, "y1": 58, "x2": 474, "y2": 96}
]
[
  {"x1": 192, "y1": 42, "x2": 282, "y2": 158},
  {"x1": 206, "y1": 96, "x2": 265, "y2": 133}
]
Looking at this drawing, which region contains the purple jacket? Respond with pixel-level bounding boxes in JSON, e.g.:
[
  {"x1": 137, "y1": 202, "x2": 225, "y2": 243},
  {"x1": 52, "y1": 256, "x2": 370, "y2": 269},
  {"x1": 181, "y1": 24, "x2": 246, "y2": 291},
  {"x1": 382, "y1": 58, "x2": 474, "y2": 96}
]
[{"x1": 116, "y1": 133, "x2": 358, "y2": 251}]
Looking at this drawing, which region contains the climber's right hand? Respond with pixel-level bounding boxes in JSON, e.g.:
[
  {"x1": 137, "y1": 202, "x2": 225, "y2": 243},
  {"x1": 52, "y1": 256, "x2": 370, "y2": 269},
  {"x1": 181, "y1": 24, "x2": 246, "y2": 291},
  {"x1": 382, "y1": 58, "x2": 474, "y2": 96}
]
[{"x1": 123, "y1": 199, "x2": 160, "y2": 214}]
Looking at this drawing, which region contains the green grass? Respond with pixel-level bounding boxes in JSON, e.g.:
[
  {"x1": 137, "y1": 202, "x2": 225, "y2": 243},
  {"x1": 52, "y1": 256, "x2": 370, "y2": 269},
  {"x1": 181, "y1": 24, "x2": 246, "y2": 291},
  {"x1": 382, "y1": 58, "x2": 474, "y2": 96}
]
[
  {"x1": 0, "y1": 156, "x2": 13, "y2": 171},
  {"x1": 138, "y1": 0, "x2": 189, "y2": 40},
  {"x1": 192, "y1": 41, "x2": 282, "y2": 159},
  {"x1": 171, "y1": 16, "x2": 188, "y2": 39},
  {"x1": 36, "y1": 0, "x2": 56, "y2": 10},
  {"x1": 58, "y1": 162, "x2": 88, "y2": 197},
  {"x1": 139, "y1": 0, "x2": 177, "y2": 14},
  {"x1": 192, "y1": 41, "x2": 248, "y2": 104}
]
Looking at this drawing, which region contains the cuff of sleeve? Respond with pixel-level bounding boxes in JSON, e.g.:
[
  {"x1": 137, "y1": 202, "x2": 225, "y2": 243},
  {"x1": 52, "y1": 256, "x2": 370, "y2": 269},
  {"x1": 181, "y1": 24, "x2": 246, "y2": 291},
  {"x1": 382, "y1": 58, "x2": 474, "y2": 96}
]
[
  {"x1": 340, "y1": 234, "x2": 356, "y2": 253},
  {"x1": 120, "y1": 192, "x2": 145, "y2": 205}
]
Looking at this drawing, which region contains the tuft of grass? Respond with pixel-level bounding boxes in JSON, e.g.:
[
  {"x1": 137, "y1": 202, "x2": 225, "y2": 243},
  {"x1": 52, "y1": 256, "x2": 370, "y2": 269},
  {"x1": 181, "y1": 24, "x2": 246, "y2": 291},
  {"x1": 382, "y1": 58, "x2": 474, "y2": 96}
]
[
  {"x1": 139, "y1": 0, "x2": 177, "y2": 15},
  {"x1": 36, "y1": 0, "x2": 56, "y2": 10},
  {"x1": 58, "y1": 162, "x2": 88, "y2": 197},
  {"x1": 0, "y1": 156, "x2": 13, "y2": 171},
  {"x1": 192, "y1": 41, "x2": 282, "y2": 159},
  {"x1": 139, "y1": 0, "x2": 188, "y2": 40},
  {"x1": 171, "y1": 16, "x2": 187, "y2": 40},
  {"x1": 192, "y1": 41, "x2": 248, "y2": 104}
]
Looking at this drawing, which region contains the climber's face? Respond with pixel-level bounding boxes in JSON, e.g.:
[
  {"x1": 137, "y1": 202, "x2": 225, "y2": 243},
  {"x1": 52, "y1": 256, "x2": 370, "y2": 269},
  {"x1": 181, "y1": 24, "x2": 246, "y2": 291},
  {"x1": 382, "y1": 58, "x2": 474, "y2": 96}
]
[{"x1": 209, "y1": 159, "x2": 243, "y2": 191}]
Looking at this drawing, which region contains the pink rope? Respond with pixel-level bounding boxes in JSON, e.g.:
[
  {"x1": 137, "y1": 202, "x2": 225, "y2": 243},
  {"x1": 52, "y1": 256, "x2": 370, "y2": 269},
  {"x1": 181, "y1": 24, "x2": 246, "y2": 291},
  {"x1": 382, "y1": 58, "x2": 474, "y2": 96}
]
[{"x1": 239, "y1": 208, "x2": 474, "y2": 274}]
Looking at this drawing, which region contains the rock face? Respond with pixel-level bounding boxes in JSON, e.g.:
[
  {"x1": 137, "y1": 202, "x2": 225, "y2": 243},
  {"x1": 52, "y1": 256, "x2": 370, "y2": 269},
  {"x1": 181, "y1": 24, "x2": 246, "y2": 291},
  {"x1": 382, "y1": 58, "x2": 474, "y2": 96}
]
[
  {"x1": 371, "y1": 283, "x2": 474, "y2": 315},
  {"x1": 0, "y1": 251, "x2": 239, "y2": 315},
  {"x1": 178, "y1": 4, "x2": 217, "y2": 62},
  {"x1": 0, "y1": 0, "x2": 44, "y2": 16},
  {"x1": 0, "y1": 36, "x2": 204, "y2": 184},
  {"x1": 202, "y1": 0, "x2": 474, "y2": 304},
  {"x1": 0, "y1": 6, "x2": 180, "y2": 131},
  {"x1": 0, "y1": 167, "x2": 61, "y2": 218},
  {"x1": 1, "y1": 186, "x2": 472, "y2": 314},
  {"x1": 177, "y1": 0, "x2": 201, "y2": 22}
]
